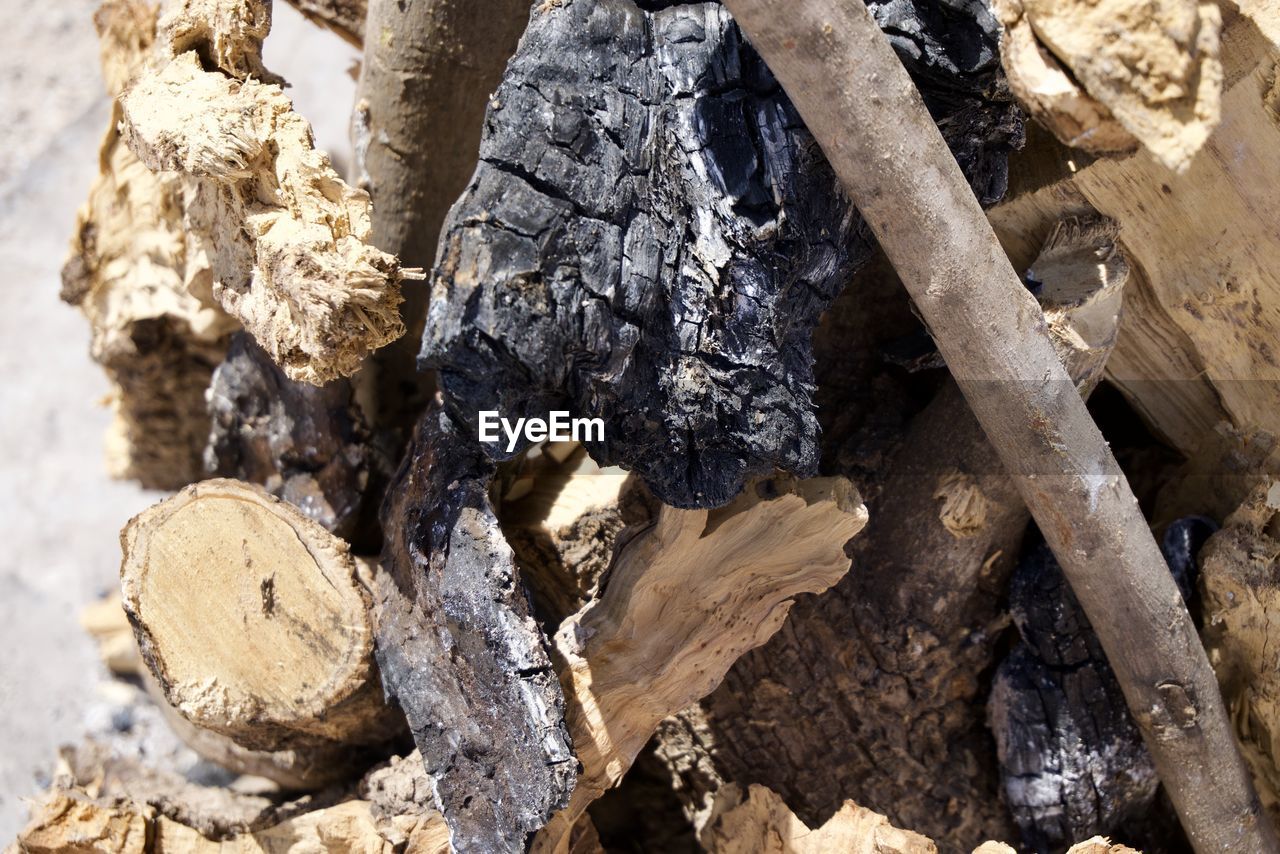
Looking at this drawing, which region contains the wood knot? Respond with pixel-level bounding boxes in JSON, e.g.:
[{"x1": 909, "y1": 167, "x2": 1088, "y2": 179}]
[{"x1": 1144, "y1": 681, "x2": 1200, "y2": 740}]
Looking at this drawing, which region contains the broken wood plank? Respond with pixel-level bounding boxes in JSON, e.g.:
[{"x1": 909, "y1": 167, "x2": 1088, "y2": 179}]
[{"x1": 990, "y1": 5, "x2": 1280, "y2": 460}]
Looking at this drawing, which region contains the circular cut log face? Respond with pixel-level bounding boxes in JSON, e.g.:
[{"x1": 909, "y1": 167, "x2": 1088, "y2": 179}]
[{"x1": 120, "y1": 478, "x2": 387, "y2": 751}]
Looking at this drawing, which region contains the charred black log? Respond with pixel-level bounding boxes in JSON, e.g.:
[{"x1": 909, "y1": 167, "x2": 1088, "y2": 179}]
[
  {"x1": 204, "y1": 333, "x2": 371, "y2": 541},
  {"x1": 420, "y1": 0, "x2": 1021, "y2": 509},
  {"x1": 988, "y1": 517, "x2": 1215, "y2": 853},
  {"x1": 374, "y1": 403, "x2": 575, "y2": 853}
]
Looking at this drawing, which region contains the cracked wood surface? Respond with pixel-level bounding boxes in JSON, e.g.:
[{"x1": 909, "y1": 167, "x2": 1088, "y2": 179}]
[{"x1": 421, "y1": 0, "x2": 1020, "y2": 509}]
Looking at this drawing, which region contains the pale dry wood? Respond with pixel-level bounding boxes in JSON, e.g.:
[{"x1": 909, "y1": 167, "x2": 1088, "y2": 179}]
[
  {"x1": 120, "y1": 479, "x2": 402, "y2": 757},
  {"x1": 993, "y1": 0, "x2": 1222, "y2": 171},
  {"x1": 991, "y1": 5, "x2": 1280, "y2": 459},
  {"x1": 700, "y1": 784, "x2": 937, "y2": 854},
  {"x1": 534, "y1": 475, "x2": 867, "y2": 852},
  {"x1": 718, "y1": 1, "x2": 1273, "y2": 851},
  {"x1": 498, "y1": 442, "x2": 645, "y2": 625},
  {"x1": 80, "y1": 594, "x2": 143, "y2": 678},
  {"x1": 62, "y1": 0, "x2": 236, "y2": 490},
  {"x1": 8, "y1": 789, "x2": 440, "y2": 854},
  {"x1": 118, "y1": 0, "x2": 410, "y2": 385},
  {"x1": 79, "y1": 589, "x2": 383, "y2": 790},
  {"x1": 1201, "y1": 480, "x2": 1280, "y2": 822}
]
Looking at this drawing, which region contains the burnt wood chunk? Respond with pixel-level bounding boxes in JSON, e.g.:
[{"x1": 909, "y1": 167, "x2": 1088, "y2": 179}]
[
  {"x1": 989, "y1": 518, "x2": 1215, "y2": 852},
  {"x1": 205, "y1": 333, "x2": 370, "y2": 540},
  {"x1": 375, "y1": 404, "x2": 575, "y2": 853},
  {"x1": 420, "y1": 0, "x2": 1021, "y2": 509}
]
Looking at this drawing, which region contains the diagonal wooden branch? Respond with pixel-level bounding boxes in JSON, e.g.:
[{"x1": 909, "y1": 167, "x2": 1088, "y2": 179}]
[{"x1": 717, "y1": 1, "x2": 1276, "y2": 852}]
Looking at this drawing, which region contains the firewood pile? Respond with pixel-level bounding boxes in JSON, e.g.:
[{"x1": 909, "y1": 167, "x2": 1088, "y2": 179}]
[{"x1": 14, "y1": 0, "x2": 1280, "y2": 851}]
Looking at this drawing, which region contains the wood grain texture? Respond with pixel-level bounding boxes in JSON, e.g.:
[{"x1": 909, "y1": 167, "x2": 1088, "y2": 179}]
[{"x1": 120, "y1": 479, "x2": 401, "y2": 759}]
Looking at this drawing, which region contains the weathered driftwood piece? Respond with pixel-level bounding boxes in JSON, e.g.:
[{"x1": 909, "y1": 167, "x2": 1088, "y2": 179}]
[
  {"x1": 118, "y1": 0, "x2": 408, "y2": 385},
  {"x1": 533, "y1": 474, "x2": 868, "y2": 851},
  {"x1": 690, "y1": 216, "x2": 1127, "y2": 848},
  {"x1": 1201, "y1": 480, "x2": 1280, "y2": 822},
  {"x1": 992, "y1": 0, "x2": 1222, "y2": 170},
  {"x1": 989, "y1": 517, "x2": 1214, "y2": 851},
  {"x1": 421, "y1": 0, "x2": 1020, "y2": 509},
  {"x1": 283, "y1": 0, "x2": 365, "y2": 47},
  {"x1": 354, "y1": 0, "x2": 529, "y2": 434},
  {"x1": 700, "y1": 784, "x2": 936, "y2": 854},
  {"x1": 990, "y1": 5, "x2": 1280, "y2": 460},
  {"x1": 61, "y1": 0, "x2": 236, "y2": 490},
  {"x1": 205, "y1": 333, "x2": 371, "y2": 541},
  {"x1": 719, "y1": 0, "x2": 1272, "y2": 851},
  {"x1": 120, "y1": 480, "x2": 402, "y2": 766},
  {"x1": 375, "y1": 405, "x2": 575, "y2": 852}
]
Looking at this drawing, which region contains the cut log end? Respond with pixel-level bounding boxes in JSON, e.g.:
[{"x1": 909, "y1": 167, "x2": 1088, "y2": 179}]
[{"x1": 120, "y1": 478, "x2": 401, "y2": 754}]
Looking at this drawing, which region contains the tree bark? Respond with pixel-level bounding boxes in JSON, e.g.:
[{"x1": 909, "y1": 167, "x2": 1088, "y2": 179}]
[
  {"x1": 717, "y1": 2, "x2": 1274, "y2": 852},
  {"x1": 205, "y1": 332, "x2": 373, "y2": 542},
  {"x1": 687, "y1": 215, "x2": 1127, "y2": 849},
  {"x1": 353, "y1": 0, "x2": 530, "y2": 435}
]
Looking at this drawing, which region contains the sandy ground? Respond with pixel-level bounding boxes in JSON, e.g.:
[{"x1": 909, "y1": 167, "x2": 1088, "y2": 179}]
[{"x1": 0, "y1": 4, "x2": 359, "y2": 839}]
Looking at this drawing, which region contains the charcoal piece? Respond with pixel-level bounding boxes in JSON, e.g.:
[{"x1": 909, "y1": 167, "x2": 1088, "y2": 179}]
[
  {"x1": 205, "y1": 333, "x2": 370, "y2": 540},
  {"x1": 375, "y1": 404, "x2": 575, "y2": 853},
  {"x1": 989, "y1": 519, "x2": 1211, "y2": 853},
  {"x1": 421, "y1": 0, "x2": 1021, "y2": 508}
]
